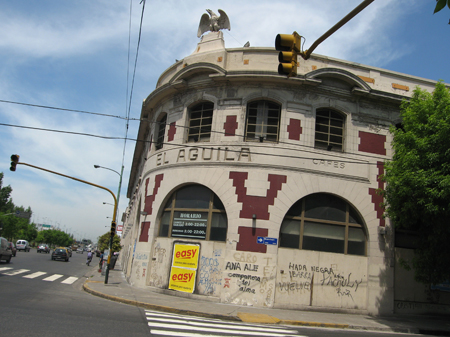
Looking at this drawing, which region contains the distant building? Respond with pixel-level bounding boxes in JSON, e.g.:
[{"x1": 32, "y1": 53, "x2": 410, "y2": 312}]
[{"x1": 119, "y1": 27, "x2": 449, "y2": 315}]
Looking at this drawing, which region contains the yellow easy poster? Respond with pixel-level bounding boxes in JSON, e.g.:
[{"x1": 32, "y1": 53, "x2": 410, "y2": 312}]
[
  {"x1": 168, "y1": 266, "x2": 197, "y2": 293},
  {"x1": 172, "y1": 243, "x2": 200, "y2": 269}
]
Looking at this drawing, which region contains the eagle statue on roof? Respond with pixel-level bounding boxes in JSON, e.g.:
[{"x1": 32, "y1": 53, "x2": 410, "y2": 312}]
[{"x1": 197, "y1": 9, "x2": 231, "y2": 38}]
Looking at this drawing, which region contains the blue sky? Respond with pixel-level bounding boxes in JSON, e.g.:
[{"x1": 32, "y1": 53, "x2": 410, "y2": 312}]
[{"x1": 1, "y1": 0, "x2": 449, "y2": 243}]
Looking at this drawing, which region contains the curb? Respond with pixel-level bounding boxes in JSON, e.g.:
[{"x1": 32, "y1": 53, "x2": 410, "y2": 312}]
[
  {"x1": 82, "y1": 280, "x2": 450, "y2": 335},
  {"x1": 83, "y1": 280, "x2": 356, "y2": 329},
  {"x1": 83, "y1": 280, "x2": 240, "y2": 322},
  {"x1": 279, "y1": 319, "x2": 349, "y2": 329}
]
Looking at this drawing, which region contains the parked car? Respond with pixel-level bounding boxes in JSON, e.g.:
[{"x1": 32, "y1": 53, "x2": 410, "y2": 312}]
[
  {"x1": 8, "y1": 242, "x2": 17, "y2": 257},
  {"x1": 37, "y1": 244, "x2": 50, "y2": 253},
  {"x1": 65, "y1": 247, "x2": 72, "y2": 257},
  {"x1": 76, "y1": 247, "x2": 84, "y2": 254},
  {"x1": 16, "y1": 239, "x2": 30, "y2": 252},
  {"x1": 0, "y1": 237, "x2": 13, "y2": 263},
  {"x1": 51, "y1": 247, "x2": 69, "y2": 262}
]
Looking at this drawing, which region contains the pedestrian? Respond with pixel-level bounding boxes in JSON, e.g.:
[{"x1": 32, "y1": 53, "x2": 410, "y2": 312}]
[
  {"x1": 99, "y1": 252, "x2": 104, "y2": 270},
  {"x1": 86, "y1": 251, "x2": 93, "y2": 266}
]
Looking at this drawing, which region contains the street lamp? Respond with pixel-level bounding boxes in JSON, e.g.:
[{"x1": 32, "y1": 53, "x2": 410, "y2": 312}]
[
  {"x1": 103, "y1": 202, "x2": 114, "y2": 206},
  {"x1": 94, "y1": 164, "x2": 124, "y2": 284}
]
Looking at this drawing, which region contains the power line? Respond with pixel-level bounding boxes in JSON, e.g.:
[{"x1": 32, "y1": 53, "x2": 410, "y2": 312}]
[
  {"x1": 0, "y1": 123, "x2": 124, "y2": 141},
  {"x1": 0, "y1": 122, "x2": 386, "y2": 165},
  {"x1": 0, "y1": 99, "x2": 127, "y2": 121}
]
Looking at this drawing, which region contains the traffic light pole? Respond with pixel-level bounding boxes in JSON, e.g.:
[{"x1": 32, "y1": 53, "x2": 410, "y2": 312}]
[
  {"x1": 299, "y1": 0, "x2": 374, "y2": 60},
  {"x1": 10, "y1": 158, "x2": 118, "y2": 284}
]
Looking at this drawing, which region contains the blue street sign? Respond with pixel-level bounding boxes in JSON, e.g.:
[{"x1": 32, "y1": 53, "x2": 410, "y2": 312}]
[{"x1": 257, "y1": 236, "x2": 278, "y2": 245}]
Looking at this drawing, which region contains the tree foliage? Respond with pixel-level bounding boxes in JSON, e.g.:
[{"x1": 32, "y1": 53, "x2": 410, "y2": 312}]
[
  {"x1": 0, "y1": 172, "x2": 13, "y2": 213},
  {"x1": 36, "y1": 229, "x2": 73, "y2": 247},
  {"x1": 1, "y1": 173, "x2": 38, "y2": 242},
  {"x1": 434, "y1": 0, "x2": 450, "y2": 24},
  {"x1": 98, "y1": 232, "x2": 121, "y2": 253},
  {"x1": 383, "y1": 81, "x2": 450, "y2": 285}
]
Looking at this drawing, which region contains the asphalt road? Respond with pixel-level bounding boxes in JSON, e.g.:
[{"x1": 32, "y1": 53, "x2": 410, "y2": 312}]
[{"x1": 0, "y1": 247, "x2": 150, "y2": 337}]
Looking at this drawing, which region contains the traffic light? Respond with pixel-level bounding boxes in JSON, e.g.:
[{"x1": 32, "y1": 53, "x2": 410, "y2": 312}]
[
  {"x1": 110, "y1": 221, "x2": 116, "y2": 237},
  {"x1": 275, "y1": 32, "x2": 301, "y2": 77},
  {"x1": 10, "y1": 154, "x2": 20, "y2": 171}
]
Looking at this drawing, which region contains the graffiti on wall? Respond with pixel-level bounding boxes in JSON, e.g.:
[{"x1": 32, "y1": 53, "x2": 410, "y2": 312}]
[
  {"x1": 277, "y1": 263, "x2": 363, "y2": 301},
  {"x1": 198, "y1": 249, "x2": 222, "y2": 295},
  {"x1": 149, "y1": 243, "x2": 167, "y2": 287},
  {"x1": 222, "y1": 253, "x2": 276, "y2": 307}
]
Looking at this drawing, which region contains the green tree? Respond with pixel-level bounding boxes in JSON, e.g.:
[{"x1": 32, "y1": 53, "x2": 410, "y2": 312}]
[
  {"x1": 0, "y1": 172, "x2": 13, "y2": 212},
  {"x1": 98, "y1": 232, "x2": 121, "y2": 253},
  {"x1": 36, "y1": 229, "x2": 73, "y2": 247},
  {"x1": 382, "y1": 81, "x2": 450, "y2": 285}
]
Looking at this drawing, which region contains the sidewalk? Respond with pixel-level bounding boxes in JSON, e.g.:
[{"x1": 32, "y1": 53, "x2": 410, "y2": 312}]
[{"x1": 83, "y1": 262, "x2": 450, "y2": 336}]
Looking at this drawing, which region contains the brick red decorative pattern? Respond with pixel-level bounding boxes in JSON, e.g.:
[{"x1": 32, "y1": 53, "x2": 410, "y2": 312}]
[
  {"x1": 358, "y1": 131, "x2": 386, "y2": 156},
  {"x1": 139, "y1": 222, "x2": 151, "y2": 242},
  {"x1": 236, "y1": 226, "x2": 268, "y2": 253},
  {"x1": 229, "y1": 172, "x2": 287, "y2": 220},
  {"x1": 287, "y1": 118, "x2": 302, "y2": 141},
  {"x1": 369, "y1": 161, "x2": 385, "y2": 227},
  {"x1": 143, "y1": 174, "x2": 164, "y2": 215},
  {"x1": 224, "y1": 115, "x2": 238, "y2": 136},
  {"x1": 168, "y1": 122, "x2": 176, "y2": 142}
]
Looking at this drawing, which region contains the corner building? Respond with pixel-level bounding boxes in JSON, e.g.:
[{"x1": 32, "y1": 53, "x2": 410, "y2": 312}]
[{"x1": 119, "y1": 31, "x2": 442, "y2": 316}]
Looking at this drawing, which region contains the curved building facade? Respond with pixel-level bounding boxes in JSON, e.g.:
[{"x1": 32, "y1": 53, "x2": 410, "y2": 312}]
[{"x1": 119, "y1": 31, "x2": 440, "y2": 315}]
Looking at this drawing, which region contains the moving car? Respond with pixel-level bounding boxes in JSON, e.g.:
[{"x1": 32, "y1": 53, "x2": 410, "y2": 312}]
[
  {"x1": 16, "y1": 239, "x2": 30, "y2": 252},
  {"x1": 76, "y1": 247, "x2": 84, "y2": 254},
  {"x1": 0, "y1": 237, "x2": 13, "y2": 263},
  {"x1": 51, "y1": 247, "x2": 69, "y2": 262},
  {"x1": 37, "y1": 244, "x2": 50, "y2": 253},
  {"x1": 8, "y1": 242, "x2": 17, "y2": 257}
]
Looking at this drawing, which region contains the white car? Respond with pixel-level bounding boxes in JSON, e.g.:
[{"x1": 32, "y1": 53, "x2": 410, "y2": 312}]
[
  {"x1": 16, "y1": 239, "x2": 30, "y2": 252},
  {"x1": 76, "y1": 247, "x2": 84, "y2": 254}
]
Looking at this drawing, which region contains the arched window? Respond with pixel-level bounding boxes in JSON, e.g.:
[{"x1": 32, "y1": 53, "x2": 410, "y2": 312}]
[
  {"x1": 159, "y1": 185, "x2": 227, "y2": 241},
  {"x1": 280, "y1": 193, "x2": 366, "y2": 256},
  {"x1": 155, "y1": 113, "x2": 167, "y2": 150},
  {"x1": 187, "y1": 102, "x2": 213, "y2": 142},
  {"x1": 245, "y1": 100, "x2": 281, "y2": 142},
  {"x1": 315, "y1": 108, "x2": 345, "y2": 152}
]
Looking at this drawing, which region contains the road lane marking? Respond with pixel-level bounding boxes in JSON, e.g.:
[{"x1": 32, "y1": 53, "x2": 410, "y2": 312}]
[
  {"x1": 43, "y1": 274, "x2": 64, "y2": 281},
  {"x1": 0, "y1": 267, "x2": 13, "y2": 272},
  {"x1": 3, "y1": 269, "x2": 30, "y2": 276},
  {"x1": 61, "y1": 276, "x2": 78, "y2": 284},
  {"x1": 23, "y1": 271, "x2": 47, "y2": 279}
]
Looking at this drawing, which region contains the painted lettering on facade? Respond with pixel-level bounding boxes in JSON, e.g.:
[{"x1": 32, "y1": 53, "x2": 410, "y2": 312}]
[
  {"x1": 312, "y1": 159, "x2": 345, "y2": 169},
  {"x1": 156, "y1": 147, "x2": 251, "y2": 166}
]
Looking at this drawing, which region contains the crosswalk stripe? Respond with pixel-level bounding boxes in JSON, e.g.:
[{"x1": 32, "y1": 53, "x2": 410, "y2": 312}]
[
  {"x1": 145, "y1": 310, "x2": 302, "y2": 337},
  {"x1": 43, "y1": 274, "x2": 64, "y2": 282},
  {"x1": 61, "y1": 276, "x2": 78, "y2": 284},
  {"x1": 150, "y1": 329, "x2": 238, "y2": 337},
  {"x1": 146, "y1": 316, "x2": 298, "y2": 334},
  {"x1": 23, "y1": 271, "x2": 47, "y2": 279},
  {"x1": 147, "y1": 322, "x2": 294, "y2": 336},
  {"x1": 2, "y1": 268, "x2": 79, "y2": 285},
  {"x1": 0, "y1": 267, "x2": 13, "y2": 272},
  {"x1": 3, "y1": 269, "x2": 30, "y2": 276}
]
